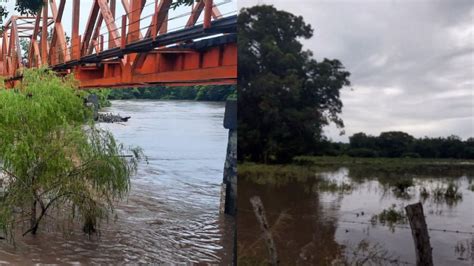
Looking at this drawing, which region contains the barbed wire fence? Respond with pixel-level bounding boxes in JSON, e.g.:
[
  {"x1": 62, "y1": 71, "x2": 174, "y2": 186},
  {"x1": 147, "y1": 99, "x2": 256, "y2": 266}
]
[{"x1": 242, "y1": 199, "x2": 473, "y2": 265}]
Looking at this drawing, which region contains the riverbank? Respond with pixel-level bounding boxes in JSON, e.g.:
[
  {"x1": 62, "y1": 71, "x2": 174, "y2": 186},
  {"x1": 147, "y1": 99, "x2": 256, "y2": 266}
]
[
  {"x1": 88, "y1": 86, "x2": 236, "y2": 111},
  {"x1": 92, "y1": 86, "x2": 236, "y2": 105}
]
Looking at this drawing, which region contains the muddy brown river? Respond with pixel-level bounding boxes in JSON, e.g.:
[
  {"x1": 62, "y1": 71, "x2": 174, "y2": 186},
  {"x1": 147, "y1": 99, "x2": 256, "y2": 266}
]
[
  {"x1": 0, "y1": 100, "x2": 233, "y2": 264},
  {"x1": 239, "y1": 166, "x2": 474, "y2": 265}
]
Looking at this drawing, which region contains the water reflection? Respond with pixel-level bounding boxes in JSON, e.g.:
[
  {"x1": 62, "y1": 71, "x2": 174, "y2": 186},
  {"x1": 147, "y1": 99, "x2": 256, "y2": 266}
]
[
  {"x1": 238, "y1": 176, "x2": 343, "y2": 265},
  {"x1": 238, "y1": 164, "x2": 474, "y2": 265}
]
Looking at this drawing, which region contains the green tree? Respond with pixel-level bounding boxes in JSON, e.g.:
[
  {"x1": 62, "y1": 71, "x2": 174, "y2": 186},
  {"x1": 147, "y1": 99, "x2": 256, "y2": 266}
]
[
  {"x1": 171, "y1": 0, "x2": 194, "y2": 9},
  {"x1": 0, "y1": 6, "x2": 8, "y2": 32},
  {"x1": 14, "y1": 0, "x2": 43, "y2": 15},
  {"x1": 238, "y1": 5, "x2": 350, "y2": 163},
  {"x1": 464, "y1": 138, "x2": 474, "y2": 159},
  {"x1": 377, "y1": 131, "x2": 415, "y2": 157},
  {"x1": 349, "y1": 133, "x2": 377, "y2": 150},
  {"x1": 19, "y1": 38, "x2": 30, "y2": 61},
  {"x1": 0, "y1": 68, "x2": 142, "y2": 238}
]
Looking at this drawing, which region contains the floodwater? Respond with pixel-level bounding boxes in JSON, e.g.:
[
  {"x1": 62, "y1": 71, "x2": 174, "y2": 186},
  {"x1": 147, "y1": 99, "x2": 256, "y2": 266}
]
[
  {"x1": 0, "y1": 100, "x2": 233, "y2": 264},
  {"x1": 238, "y1": 166, "x2": 474, "y2": 265}
]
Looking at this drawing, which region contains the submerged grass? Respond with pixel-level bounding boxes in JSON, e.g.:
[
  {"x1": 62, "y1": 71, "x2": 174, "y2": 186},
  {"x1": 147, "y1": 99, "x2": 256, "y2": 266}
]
[
  {"x1": 239, "y1": 163, "x2": 319, "y2": 186},
  {"x1": 316, "y1": 179, "x2": 353, "y2": 194},
  {"x1": 391, "y1": 179, "x2": 414, "y2": 193},
  {"x1": 418, "y1": 182, "x2": 463, "y2": 206},
  {"x1": 239, "y1": 163, "x2": 353, "y2": 193},
  {"x1": 371, "y1": 204, "x2": 407, "y2": 228},
  {"x1": 431, "y1": 183, "x2": 463, "y2": 206},
  {"x1": 293, "y1": 156, "x2": 474, "y2": 177}
]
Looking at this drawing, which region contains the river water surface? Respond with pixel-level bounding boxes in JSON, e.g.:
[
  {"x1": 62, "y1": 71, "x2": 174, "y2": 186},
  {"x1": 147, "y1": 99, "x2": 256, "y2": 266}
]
[{"x1": 0, "y1": 100, "x2": 232, "y2": 264}]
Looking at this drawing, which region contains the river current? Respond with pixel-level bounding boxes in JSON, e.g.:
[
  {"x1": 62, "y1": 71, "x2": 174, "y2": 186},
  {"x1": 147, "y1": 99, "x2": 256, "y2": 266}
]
[{"x1": 0, "y1": 100, "x2": 233, "y2": 264}]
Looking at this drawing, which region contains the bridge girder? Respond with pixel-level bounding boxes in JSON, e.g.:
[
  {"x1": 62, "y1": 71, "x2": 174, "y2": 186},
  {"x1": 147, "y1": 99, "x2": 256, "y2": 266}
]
[{"x1": 0, "y1": 0, "x2": 237, "y2": 89}]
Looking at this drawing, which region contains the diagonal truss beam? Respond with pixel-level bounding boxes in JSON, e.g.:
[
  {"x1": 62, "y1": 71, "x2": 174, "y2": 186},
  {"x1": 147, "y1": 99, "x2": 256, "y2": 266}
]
[
  {"x1": 41, "y1": 0, "x2": 48, "y2": 64},
  {"x1": 81, "y1": 0, "x2": 100, "y2": 56},
  {"x1": 133, "y1": 0, "x2": 172, "y2": 69},
  {"x1": 122, "y1": 0, "x2": 145, "y2": 39},
  {"x1": 87, "y1": 13, "x2": 103, "y2": 54},
  {"x1": 12, "y1": 19, "x2": 22, "y2": 67},
  {"x1": 97, "y1": 0, "x2": 121, "y2": 49},
  {"x1": 28, "y1": 10, "x2": 42, "y2": 67},
  {"x1": 186, "y1": 0, "x2": 205, "y2": 28},
  {"x1": 49, "y1": 0, "x2": 69, "y2": 64}
]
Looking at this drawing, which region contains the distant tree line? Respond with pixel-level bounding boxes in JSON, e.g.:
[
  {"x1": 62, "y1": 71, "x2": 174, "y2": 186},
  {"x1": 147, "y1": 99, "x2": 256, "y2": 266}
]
[
  {"x1": 107, "y1": 85, "x2": 236, "y2": 102},
  {"x1": 319, "y1": 131, "x2": 474, "y2": 159}
]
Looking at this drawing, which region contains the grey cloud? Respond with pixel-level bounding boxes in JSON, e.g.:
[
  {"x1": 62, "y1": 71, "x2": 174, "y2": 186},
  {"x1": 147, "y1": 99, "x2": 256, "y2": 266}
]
[{"x1": 241, "y1": 0, "x2": 474, "y2": 141}]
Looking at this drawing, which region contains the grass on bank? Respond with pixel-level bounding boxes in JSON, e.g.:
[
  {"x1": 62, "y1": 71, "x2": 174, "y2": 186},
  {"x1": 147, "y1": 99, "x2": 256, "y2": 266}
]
[
  {"x1": 239, "y1": 163, "x2": 317, "y2": 186},
  {"x1": 241, "y1": 156, "x2": 474, "y2": 179},
  {"x1": 293, "y1": 156, "x2": 474, "y2": 166},
  {"x1": 240, "y1": 156, "x2": 474, "y2": 191},
  {"x1": 293, "y1": 156, "x2": 474, "y2": 177}
]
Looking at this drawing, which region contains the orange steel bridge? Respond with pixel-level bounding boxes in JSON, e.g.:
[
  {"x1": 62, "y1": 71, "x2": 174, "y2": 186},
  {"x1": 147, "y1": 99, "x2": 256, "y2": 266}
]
[{"x1": 0, "y1": 0, "x2": 237, "y2": 89}]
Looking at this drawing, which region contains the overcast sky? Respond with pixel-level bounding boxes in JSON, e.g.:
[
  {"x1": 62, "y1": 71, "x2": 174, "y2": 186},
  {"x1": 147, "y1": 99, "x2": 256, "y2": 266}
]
[{"x1": 240, "y1": 0, "x2": 473, "y2": 142}]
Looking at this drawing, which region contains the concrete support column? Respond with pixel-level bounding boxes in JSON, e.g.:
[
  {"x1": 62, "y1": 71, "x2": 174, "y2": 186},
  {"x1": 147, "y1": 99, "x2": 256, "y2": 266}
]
[{"x1": 223, "y1": 99, "x2": 237, "y2": 216}]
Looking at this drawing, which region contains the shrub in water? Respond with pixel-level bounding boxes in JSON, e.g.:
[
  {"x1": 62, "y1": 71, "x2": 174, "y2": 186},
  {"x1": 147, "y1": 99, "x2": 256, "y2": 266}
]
[
  {"x1": 371, "y1": 204, "x2": 407, "y2": 228},
  {"x1": 0, "y1": 69, "x2": 142, "y2": 238}
]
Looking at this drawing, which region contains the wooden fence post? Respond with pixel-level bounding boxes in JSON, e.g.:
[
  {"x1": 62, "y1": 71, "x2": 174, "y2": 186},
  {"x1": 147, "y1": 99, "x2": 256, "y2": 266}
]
[
  {"x1": 405, "y1": 202, "x2": 433, "y2": 266},
  {"x1": 250, "y1": 196, "x2": 279, "y2": 265}
]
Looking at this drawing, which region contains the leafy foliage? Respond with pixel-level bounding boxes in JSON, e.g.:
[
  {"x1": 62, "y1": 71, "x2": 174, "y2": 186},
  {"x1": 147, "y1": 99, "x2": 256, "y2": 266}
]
[
  {"x1": 238, "y1": 5, "x2": 351, "y2": 163},
  {"x1": 0, "y1": 6, "x2": 8, "y2": 30},
  {"x1": 87, "y1": 89, "x2": 112, "y2": 108},
  {"x1": 107, "y1": 85, "x2": 235, "y2": 101},
  {"x1": 0, "y1": 69, "x2": 142, "y2": 238},
  {"x1": 19, "y1": 38, "x2": 30, "y2": 61},
  {"x1": 15, "y1": 0, "x2": 43, "y2": 16},
  {"x1": 171, "y1": 0, "x2": 194, "y2": 9}
]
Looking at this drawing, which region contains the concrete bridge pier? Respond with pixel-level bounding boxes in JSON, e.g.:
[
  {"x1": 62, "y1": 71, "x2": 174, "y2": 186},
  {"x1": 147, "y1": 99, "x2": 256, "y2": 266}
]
[{"x1": 222, "y1": 99, "x2": 237, "y2": 216}]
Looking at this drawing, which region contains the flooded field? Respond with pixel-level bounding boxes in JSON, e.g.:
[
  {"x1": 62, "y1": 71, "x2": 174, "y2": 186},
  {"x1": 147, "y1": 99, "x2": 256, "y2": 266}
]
[
  {"x1": 0, "y1": 100, "x2": 232, "y2": 264},
  {"x1": 238, "y1": 163, "x2": 474, "y2": 265}
]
